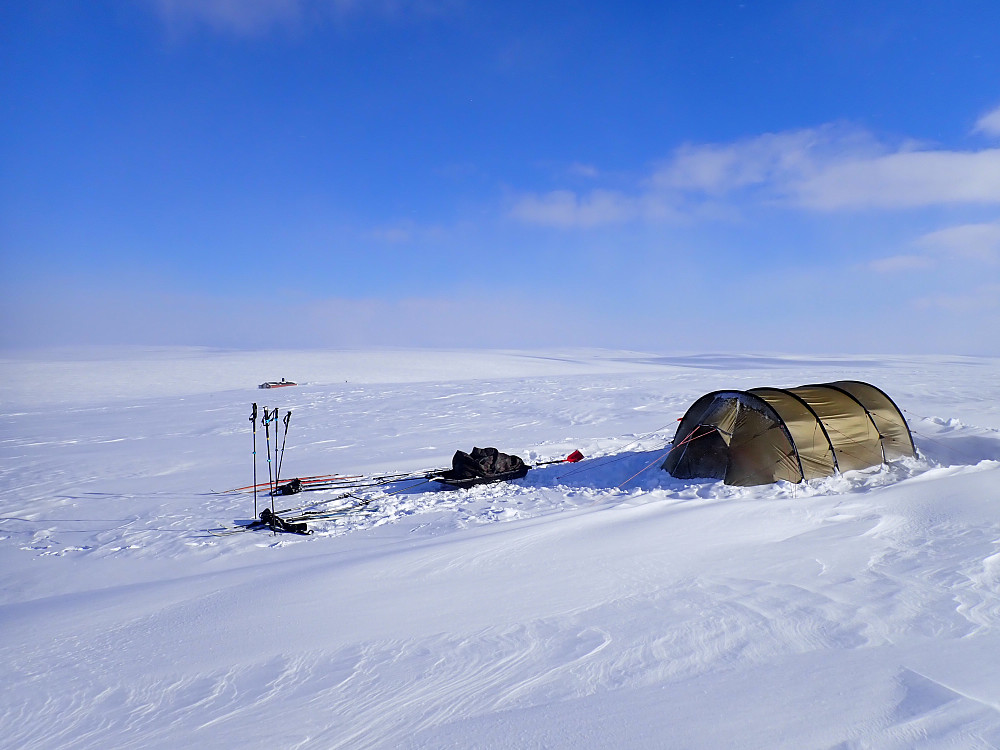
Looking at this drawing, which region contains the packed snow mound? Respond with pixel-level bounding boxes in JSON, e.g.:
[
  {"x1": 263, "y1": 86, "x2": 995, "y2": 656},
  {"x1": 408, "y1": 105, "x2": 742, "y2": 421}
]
[{"x1": 2, "y1": 348, "x2": 1000, "y2": 749}]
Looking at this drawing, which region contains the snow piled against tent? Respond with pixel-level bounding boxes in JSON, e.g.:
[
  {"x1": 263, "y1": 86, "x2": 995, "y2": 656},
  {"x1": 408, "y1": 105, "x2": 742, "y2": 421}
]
[{"x1": 2, "y1": 348, "x2": 1000, "y2": 749}]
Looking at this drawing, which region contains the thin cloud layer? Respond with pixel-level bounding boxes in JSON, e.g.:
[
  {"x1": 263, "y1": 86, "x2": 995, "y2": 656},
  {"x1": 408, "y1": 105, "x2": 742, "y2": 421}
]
[
  {"x1": 0, "y1": 285, "x2": 620, "y2": 350},
  {"x1": 868, "y1": 255, "x2": 935, "y2": 274},
  {"x1": 916, "y1": 283, "x2": 1000, "y2": 313},
  {"x1": 153, "y1": 0, "x2": 306, "y2": 34},
  {"x1": 509, "y1": 189, "x2": 640, "y2": 228},
  {"x1": 152, "y1": 0, "x2": 452, "y2": 35}
]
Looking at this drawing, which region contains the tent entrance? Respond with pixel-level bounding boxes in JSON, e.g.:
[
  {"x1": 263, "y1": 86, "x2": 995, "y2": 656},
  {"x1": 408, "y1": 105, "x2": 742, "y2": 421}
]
[{"x1": 669, "y1": 425, "x2": 730, "y2": 481}]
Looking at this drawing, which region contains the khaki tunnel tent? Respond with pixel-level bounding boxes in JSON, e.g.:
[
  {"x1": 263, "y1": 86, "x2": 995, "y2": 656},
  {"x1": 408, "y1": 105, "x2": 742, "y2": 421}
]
[{"x1": 662, "y1": 381, "x2": 915, "y2": 486}]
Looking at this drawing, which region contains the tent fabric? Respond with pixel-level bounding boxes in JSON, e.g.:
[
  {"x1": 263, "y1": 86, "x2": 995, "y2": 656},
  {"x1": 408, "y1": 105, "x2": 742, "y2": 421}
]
[
  {"x1": 823, "y1": 381, "x2": 916, "y2": 460},
  {"x1": 748, "y1": 388, "x2": 836, "y2": 480},
  {"x1": 663, "y1": 381, "x2": 915, "y2": 486}
]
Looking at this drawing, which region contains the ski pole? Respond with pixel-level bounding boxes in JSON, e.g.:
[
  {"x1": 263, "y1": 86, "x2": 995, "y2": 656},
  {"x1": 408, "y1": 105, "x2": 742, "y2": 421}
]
[
  {"x1": 262, "y1": 407, "x2": 275, "y2": 516},
  {"x1": 250, "y1": 403, "x2": 258, "y2": 517},
  {"x1": 276, "y1": 410, "x2": 292, "y2": 486}
]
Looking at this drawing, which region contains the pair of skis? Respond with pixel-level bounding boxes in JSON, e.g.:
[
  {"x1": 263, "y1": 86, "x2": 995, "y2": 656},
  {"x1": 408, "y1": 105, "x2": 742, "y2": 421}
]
[
  {"x1": 248, "y1": 450, "x2": 584, "y2": 534},
  {"x1": 224, "y1": 450, "x2": 586, "y2": 498},
  {"x1": 215, "y1": 404, "x2": 587, "y2": 537},
  {"x1": 207, "y1": 501, "x2": 378, "y2": 536},
  {"x1": 209, "y1": 474, "x2": 416, "y2": 536},
  {"x1": 221, "y1": 473, "x2": 364, "y2": 494}
]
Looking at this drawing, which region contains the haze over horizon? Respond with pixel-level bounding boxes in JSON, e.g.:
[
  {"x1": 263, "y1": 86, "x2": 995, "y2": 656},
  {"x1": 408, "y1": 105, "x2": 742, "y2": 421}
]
[{"x1": 2, "y1": 1, "x2": 999, "y2": 355}]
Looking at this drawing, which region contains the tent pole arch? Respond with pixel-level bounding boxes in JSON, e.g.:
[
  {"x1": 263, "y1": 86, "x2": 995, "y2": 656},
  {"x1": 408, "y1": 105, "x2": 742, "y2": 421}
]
[
  {"x1": 664, "y1": 390, "x2": 803, "y2": 484},
  {"x1": 750, "y1": 387, "x2": 839, "y2": 476},
  {"x1": 785, "y1": 385, "x2": 886, "y2": 472},
  {"x1": 815, "y1": 383, "x2": 889, "y2": 463},
  {"x1": 832, "y1": 380, "x2": 917, "y2": 458}
]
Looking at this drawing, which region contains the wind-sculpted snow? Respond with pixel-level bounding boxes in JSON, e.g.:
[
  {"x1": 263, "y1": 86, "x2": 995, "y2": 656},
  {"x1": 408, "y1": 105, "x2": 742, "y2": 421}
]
[{"x1": 2, "y1": 348, "x2": 1000, "y2": 748}]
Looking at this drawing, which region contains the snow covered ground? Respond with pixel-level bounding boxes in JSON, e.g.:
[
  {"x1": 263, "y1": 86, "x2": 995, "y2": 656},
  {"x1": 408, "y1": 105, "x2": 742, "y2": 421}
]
[{"x1": 2, "y1": 347, "x2": 1000, "y2": 749}]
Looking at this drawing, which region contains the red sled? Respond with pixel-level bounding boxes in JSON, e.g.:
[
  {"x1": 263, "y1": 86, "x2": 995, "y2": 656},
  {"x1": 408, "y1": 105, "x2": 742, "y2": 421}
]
[{"x1": 258, "y1": 379, "x2": 297, "y2": 389}]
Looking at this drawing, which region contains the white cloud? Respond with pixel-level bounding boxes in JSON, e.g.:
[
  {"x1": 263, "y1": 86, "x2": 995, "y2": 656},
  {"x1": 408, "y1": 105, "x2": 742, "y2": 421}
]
[
  {"x1": 915, "y1": 222, "x2": 1000, "y2": 263},
  {"x1": 868, "y1": 255, "x2": 934, "y2": 273},
  {"x1": 510, "y1": 122, "x2": 1000, "y2": 228},
  {"x1": 973, "y1": 104, "x2": 1000, "y2": 138},
  {"x1": 568, "y1": 163, "x2": 601, "y2": 179},
  {"x1": 509, "y1": 189, "x2": 640, "y2": 228},
  {"x1": 368, "y1": 226, "x2": 413, "y2": 243},
  {"x1": 366, "y1": 220, "x2": 454, "y2": 244},
  {"x1": 914, "y1": 283, "x2": 1000, "y2": 313},
  {"x1": 648, "y1": 127, "x2": 877, "y2": 196},
  {"x1": 652, "y1": 129, "x2": 1000, "y2": 210},
  {"x1": 791, "y1": 149, "x2": 1000, "y2": 210},
  {"x1": 868, "y1": 222, "x2": 1000, "y2": 274}
]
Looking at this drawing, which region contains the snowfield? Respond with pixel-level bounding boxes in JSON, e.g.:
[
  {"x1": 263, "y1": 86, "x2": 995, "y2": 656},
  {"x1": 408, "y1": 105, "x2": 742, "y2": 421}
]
[{"x1": 2, "y1": 347, "x2": 1000, "y2": 749}]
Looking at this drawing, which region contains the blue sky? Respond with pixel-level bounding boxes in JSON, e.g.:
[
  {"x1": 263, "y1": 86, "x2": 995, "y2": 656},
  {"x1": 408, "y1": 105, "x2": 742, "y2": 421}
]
[{"x1": 2, "y1": 1, "x2": 999, "y2": 354}]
